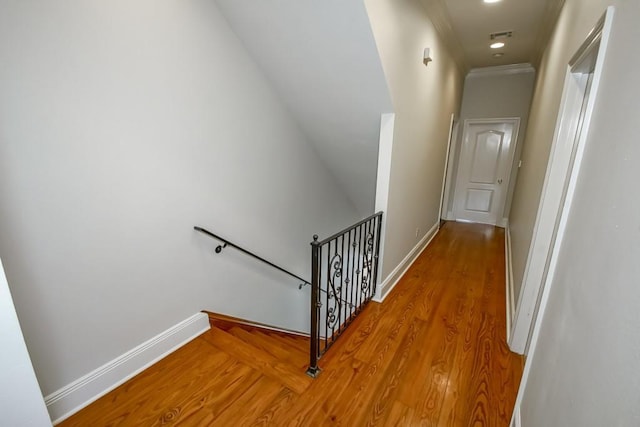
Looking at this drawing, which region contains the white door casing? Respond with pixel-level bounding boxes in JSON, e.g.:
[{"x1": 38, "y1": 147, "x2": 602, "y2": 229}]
[
  {"x1": 453, "y1": 118, "x2": 520, "y2": 226},
  {"x1": 510, "y1": 8, "x2": 614, "y2": 425},
  {"x1": 508, "y1": 8, "x2": 612, "y2": 356},
  {"x1": 0, "y1": 258, "x2": 51, "y2": 425},
  {"x1": 438, "y1": 113, "x2": 456, "y2": 224}
]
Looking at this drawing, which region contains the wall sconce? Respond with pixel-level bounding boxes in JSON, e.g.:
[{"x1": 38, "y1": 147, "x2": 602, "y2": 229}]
[{"x1": 423, "y1": 48, "x2": 433, "y2": 66}]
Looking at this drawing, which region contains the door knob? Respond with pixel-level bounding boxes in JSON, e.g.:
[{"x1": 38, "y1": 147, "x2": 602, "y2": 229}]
[{"x1": 498, "y1": 179, "x2": 503, "y2": 184}]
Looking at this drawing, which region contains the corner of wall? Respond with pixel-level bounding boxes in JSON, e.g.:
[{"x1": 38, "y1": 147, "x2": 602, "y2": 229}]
[
  {"x1": 373, "y1": 113, "x2": 396, "y2": 301},
  {"x1": 373, "y1": 221, "x2": 439, "y2": 303},
  {"x1": 46, "y1": 313, "x2": 210, "y2": 424}
]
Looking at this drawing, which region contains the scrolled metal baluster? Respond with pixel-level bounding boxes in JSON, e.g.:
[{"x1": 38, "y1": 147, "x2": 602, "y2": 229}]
[
  {"x1": 356, "y1": 224, "x2": 365, "y2": 311},
  {"x1": 325, "y1": 241, "x2": 330, "y2": 348},
  {"x1": 373, "y1": 215, "x2": 382, "y2": 296},
  {"x1": 339, "y1": 234, "x2": 345, "y2": 331},
  {"x1": 361, "y1": 229, "x2": 375, "y2": 298},
  {"x1": 349, "y1": 228, "x2": 356, "y2": 320},
  {"x1": 326, "y1": 252, "x2": 343, "y2": 337}
]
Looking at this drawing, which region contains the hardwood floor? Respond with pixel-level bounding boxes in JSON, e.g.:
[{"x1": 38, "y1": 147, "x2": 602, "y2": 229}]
[{"x1": 60, "y1": 222, "x2": 523, "y2": 426}]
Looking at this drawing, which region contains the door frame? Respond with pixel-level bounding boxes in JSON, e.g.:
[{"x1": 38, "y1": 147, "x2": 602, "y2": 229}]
[
  {"x1": 509, "y1": 8, "x2": 613, "y2": 355},
  {"x1": 509, "y1": 6, "x2": 615, "y2": 426},
  {"x1": 452, "y1": 117, "x2": 521, "y2": 226},
  {"x1": 438, "y1": 113, "x2": 457, "y2": 225}
]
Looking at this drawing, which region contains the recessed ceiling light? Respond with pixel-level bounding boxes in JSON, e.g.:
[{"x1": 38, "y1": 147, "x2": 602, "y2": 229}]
[
  {"x1": 490, "y1": 42, "x2": 505, "y2": 49},
  {"x1": 483, "y1": 0, "x2": 502, "y2": 3}
]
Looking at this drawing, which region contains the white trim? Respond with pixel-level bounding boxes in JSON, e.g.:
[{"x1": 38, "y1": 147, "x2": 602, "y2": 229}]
[
  {"x1": 509, "y1": 8, "x2": 613, "y2": 355},
  {"x1": 509, "y1": 70, "x2": 583, "y2": 353},
  {"x1": 438, "y1": 113, "x2": 456, "y2": 222},
  {"x1": 0, "y1": 258, "x2": 51, "y2": 426},
  {"x1": 46, "y1": 312, "x2": 210, "y2": 425},
  {"x1": 374, "y1": 113, "x2": 395, "y2": 216},
  {"x1": 510, "y1": 7, "x2": 615, "y2": 425},
  {"x1": 442, "y1": 122, "x2": 460, "y2": 220},
  {"x1": 532, "y1": 0, "x2": 566, "y2": 65},
  {"x1": 505, "y1": 225, "x2": 515, "y2": 341},
  {"x1": 511, "y1": 404, "x2": 521, "y2": 427},
  {"x1": 373, "y1": 113, "x2": 395, "y2": 300},
  {"x1": 497, "y1": 217, "x2": 509, "y2": 228},
  {"x1": 467, "y1": 63, "x2": 535, "y2": 78},
  {"x1": 373, "y1": 221, "x2": 439, "y2": 303},
  {"x1": 418, "y1": 0, "x2": 468, "y2": 72}
]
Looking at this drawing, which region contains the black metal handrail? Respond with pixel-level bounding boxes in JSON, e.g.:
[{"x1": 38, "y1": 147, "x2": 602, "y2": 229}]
[
  {"x1": 194, "y1": 226, "x2": 310, "y2": 286},
  {"x1": 306, "y1": 211, "x2": 383, "y2": 378},
  {"x1": 195, "y1": 226, "x2": 358, "y2": 312},
  {"x1": 317, "y1": 212, "x2": 383, "y2": 245}
]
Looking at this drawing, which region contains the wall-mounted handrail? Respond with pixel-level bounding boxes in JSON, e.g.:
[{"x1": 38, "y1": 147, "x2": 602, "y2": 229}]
[
  {"x1": 195, "y1": 226, "x2": 357, "y2": 312},
  {"x1": 194, "y1": 226, "x2": 310, "y2": 286}
]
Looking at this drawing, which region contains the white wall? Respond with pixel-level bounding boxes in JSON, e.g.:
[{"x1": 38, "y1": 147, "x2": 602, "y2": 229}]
[
  {"x1": 0, "y1": 259, "x2": 51, "y2": 426},
  {"x1": 0, "y1": 0, "x2": 358, "y2": 399},
  {"x1": 516, "y1": 0, "x2": 640, "y2": 424},
  {"x1": 365, "y1": 0, "x2": 464, "y2": 280},
  {"x1": 214, "y1": 0, "x2": 393, "y2": 216},
  {"x1": 445, "y1": 67, "x2": 535, "y2": 230}
]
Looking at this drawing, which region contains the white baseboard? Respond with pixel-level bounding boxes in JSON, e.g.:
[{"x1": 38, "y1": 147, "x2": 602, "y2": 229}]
[
  {"x1": 511, "y1": 404, "x2": 521, "y2": 427},
  {"x1": 498, "y1": 217, "x2": 509, "y2": 228},
  {"x1": 373, "y1": 222, "x2": 439, "y2": 303},
  {"x1": 505, "y1": 226, "x2": 515, "y2": 343},
  {"x1": 46, "y1": 312, "x2": 210, "y2": 424}
]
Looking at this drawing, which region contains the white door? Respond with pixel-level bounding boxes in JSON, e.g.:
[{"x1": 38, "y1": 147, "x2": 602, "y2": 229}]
[{"x1": 452, "y1": 118, "x2": 520, "y2": 226}]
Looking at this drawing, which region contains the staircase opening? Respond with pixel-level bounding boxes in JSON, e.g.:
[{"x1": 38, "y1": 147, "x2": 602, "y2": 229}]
[{"x1": 194, "y1": 212, "x2": 384, "y2": 378}]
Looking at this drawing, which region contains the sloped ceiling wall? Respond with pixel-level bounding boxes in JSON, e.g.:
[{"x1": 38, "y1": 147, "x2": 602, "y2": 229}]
[
  {"x1": 0, "y1": 0, "x2": 362, "y2": 399},
  {"x1": 215, "y1": 0, "x2": 393, "y2": 216}
]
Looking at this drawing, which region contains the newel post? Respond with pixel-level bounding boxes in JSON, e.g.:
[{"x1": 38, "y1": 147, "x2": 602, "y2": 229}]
[{"x1": 306, "y1": 235, "x2": 321, "y2": 378}]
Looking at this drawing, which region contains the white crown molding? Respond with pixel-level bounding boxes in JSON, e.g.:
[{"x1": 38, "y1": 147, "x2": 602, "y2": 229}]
[
  {"x1": 532, "y1": 0, "x2": 566, "y2": 66},
  {"x1": 418, "y1": 0, "x2": 469, "y2": 74},
  {"x1": 466, "y1": 63, "x2": 536, "y2": 78}
]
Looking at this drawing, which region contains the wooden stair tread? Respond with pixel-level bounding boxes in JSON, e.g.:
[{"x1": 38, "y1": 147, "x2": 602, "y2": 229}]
[
  {"x1": 207, "y1": 315, "x2": 310, "y2": 352},
  {"x1": 264, "y1": 331, "x2": 309, "y2": 354},
  {"x1": 204, "y1": 311, "x2": 308, "y2": 338},
  {"x1": 228, "y1": 327, "x2": 309, "y2": 369},
  {"x1": 255, "y1": 330, "x2": 309, "y2": 357},
  {"x1": 203, "y1": 326, "x2": 312, "y2": 394}
]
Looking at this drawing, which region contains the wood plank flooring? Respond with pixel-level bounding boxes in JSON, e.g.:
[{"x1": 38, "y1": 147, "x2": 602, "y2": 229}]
[{"x1": 60, "y1": 222, "x2": 523, "y2": 426}]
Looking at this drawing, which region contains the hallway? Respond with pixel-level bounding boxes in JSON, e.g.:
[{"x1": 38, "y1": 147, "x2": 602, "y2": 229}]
[{"x1": 61, "y1": 222, "x2": 523, "y2": 426}]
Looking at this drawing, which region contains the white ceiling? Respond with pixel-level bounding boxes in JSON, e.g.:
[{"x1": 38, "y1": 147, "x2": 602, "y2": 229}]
[{"x1": 421, "y1": 0, "x2": 564, "y2": 69}]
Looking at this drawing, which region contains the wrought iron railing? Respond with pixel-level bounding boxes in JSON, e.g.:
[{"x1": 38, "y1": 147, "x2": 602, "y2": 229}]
[
  {"x1": 195, "y1": 226, "x2": 361, "y2": 314},
  {"x1": 306, "y1": 211, "x2": 383, "y2": 377}
]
